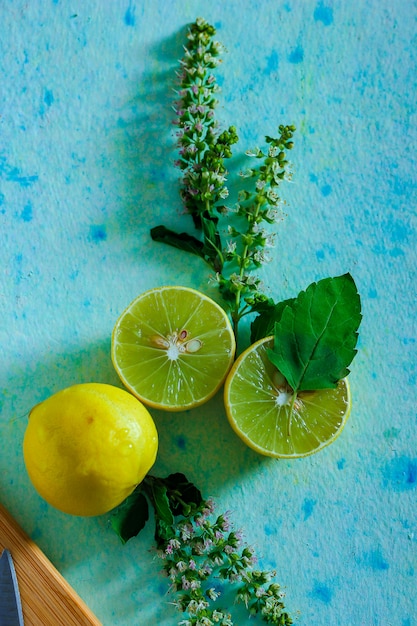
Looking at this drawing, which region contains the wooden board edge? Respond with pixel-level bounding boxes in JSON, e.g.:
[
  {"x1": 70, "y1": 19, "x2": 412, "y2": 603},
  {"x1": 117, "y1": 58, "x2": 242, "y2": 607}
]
[{"x1": 0, "y1": 502, "x2": 102, "y2": 626}]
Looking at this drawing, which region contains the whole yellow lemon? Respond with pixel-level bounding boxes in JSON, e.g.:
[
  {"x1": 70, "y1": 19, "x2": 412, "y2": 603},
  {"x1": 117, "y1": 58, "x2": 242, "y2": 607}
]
[{"x1": 23, "y1": 383, "x2": 158, "y2": 516}]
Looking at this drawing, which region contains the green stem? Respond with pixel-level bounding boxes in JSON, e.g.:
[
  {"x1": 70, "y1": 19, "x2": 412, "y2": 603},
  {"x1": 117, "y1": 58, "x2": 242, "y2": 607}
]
[
  {"x1": 230, "y1": 202, "x2": 261, "y2": 346},
  {"x1": 231, "y1": 308, "x2": 241, "y2": 349}
]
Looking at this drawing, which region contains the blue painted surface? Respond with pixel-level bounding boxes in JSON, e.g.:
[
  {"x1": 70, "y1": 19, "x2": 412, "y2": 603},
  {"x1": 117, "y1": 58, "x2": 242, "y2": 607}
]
[
  {"x1": 302, "y1": 497, "x2": 317, "y2": 521},
  {"x1": 313, "y1": 3, "x2": 334, "y2": 26},
  {"x1": 310, "y1": 581, "x2": 333, "y2": 604},
  {"x1": 1, "y1": 1, "x2": 416, "y2": 624}
]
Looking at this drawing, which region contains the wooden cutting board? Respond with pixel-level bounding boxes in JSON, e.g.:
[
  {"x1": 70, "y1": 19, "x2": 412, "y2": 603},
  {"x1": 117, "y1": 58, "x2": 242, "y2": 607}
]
[{"x1": 0, "y1": 502, "x2": 102, "y2": 625}]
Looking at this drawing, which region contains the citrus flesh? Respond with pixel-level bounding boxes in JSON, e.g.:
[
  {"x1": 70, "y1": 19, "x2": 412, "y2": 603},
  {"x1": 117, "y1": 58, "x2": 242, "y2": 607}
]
[
  {"x1": 23, "y1": 383, "x2": 158, "y2": 516},
  {"x1": 224, "y1": 336, "x2": 351, "y2": 459},
  {"x1": 111, "y1": 286, "x2": 236, "y2": 411}
]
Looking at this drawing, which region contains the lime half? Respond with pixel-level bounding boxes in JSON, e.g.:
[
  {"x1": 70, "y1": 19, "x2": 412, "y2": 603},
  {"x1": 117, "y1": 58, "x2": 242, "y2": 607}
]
[
  {"x1": 112, "y1": 286, "x2": 236, "y2": 411},
  {"x1": 224, "y1": 336, "x2": 351, "y2": 458}
]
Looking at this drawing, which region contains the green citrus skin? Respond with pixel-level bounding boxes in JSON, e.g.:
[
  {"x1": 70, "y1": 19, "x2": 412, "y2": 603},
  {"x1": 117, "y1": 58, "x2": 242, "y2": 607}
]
[
  {"x1": 224, "y1": 336, "x2": 351, "y2": 458},
  {"x1": 111, "y1": 286, "x2": 236, "y2": 411}
]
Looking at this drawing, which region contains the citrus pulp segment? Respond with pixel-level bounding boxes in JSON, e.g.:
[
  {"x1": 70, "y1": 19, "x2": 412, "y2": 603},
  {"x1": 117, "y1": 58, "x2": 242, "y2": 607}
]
[
  {"x1": 23, "y1": 383, "x2": 158, "y2": 517},
  {"x1": 111, "y1": 286, "x2": 236, "y2": 411},
  {"x1": 224, "y1": 336, "x2": 351, "y2": 458}
]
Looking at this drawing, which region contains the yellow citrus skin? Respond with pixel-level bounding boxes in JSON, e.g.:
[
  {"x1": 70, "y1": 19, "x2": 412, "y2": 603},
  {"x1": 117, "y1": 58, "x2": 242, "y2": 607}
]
[{"x1": 23, "y1": 383, "x2": 158, "y2": 517}]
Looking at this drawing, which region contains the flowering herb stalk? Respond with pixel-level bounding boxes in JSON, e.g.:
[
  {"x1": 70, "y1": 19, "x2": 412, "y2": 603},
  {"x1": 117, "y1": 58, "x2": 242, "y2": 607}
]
[
  {"x1": 217, "y1": 127, "x2": 295, "y2": 340},
  {"x1": 172, "y1": 18, "x2": 237, "y2": 234},
  {"x1": 151, "y1": 17, "x2": 295, "y2": 347},
  {"x1": 152, "y1": 17, "x2": 238, "y2": 274},
  {"x1": 111, "y1": 473, "x2": 293, "y2": 625}
]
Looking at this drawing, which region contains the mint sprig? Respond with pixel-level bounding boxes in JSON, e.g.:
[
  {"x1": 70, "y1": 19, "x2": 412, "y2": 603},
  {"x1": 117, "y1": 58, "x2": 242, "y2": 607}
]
[
  {"x1": 266, "y1": 273, "x2": 362, "y2": 392},
  {"x1": 111, "y1": 473, "x2": 293, "y2": 625},
  {"x1": 151, "y1": 17, "x2": 295, "y2": 347}
]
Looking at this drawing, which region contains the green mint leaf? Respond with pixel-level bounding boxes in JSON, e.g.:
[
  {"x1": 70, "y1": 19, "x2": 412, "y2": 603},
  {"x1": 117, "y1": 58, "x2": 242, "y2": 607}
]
[
  {"x1": 163, "y1": 472, "x2": 204, "y2": 516},
  {"x1": 155, "y1": 518, "x2": 176, "y2": 547},
  {"x1": 201, "y1": 212, "x2": 223, "y2": 272},
  {"x1": 150, "y1": 225, "x2": 205, "y2": 259},
  {"x1": 151, "y1": 221, "x2": 223, "y2": 272},
  {"x1": 144, "y1": 478, "x2": 176, "y2": 547},
  {"x1": 149, "y1": 480, "x2": 175, "y2": 527},
  {"x1": 110, "y1": 488, "x2": 149, "y2": 544},
  {"x1": 250, "y1": 297, "x2": 296, "y2": 343},
  {"x1": 267, "y1": 273, "x2": 362, "y2": 391}
]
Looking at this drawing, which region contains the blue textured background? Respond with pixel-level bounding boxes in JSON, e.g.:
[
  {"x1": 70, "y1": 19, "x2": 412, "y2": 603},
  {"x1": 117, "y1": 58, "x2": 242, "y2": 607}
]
[{"x1": 1, "y1": 1, "x2": 416, "y2": 624}]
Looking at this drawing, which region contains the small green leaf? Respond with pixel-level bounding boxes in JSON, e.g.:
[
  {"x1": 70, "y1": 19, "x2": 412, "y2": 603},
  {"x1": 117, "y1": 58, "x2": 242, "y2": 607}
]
[
  {"x1": 201, "y1": 212, "x2": 223, "y2": 272},
  {"x1": 163, "y1": 472, "x2": 204, "y2": 516},
  {"x1": 150, "y1": 225, "x2": 205, "y2": 259},
  {"x1": 149, "y1": 481, "x2": 175, "y2": 527},
  {"x1": 110, "y1": 489, "x2": 149, "y2": 544},
  {"x1": 143, "y1": 479, "x2": 176, "y2": 547},
  {"x1": 155, "y1": 518, "x2": 176, "y2": 547},
  {"x1": 267, "y1": 273, "x2": 362, "y2": 392},
  {"x1": 151, "y1": 219, "x2": 224, "y2": 273},
  {"x1": 250, "y1": 297, "x2": 296, "y2": 343}
]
